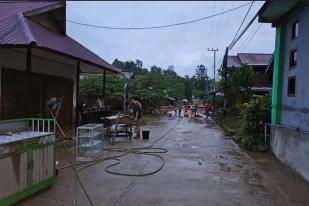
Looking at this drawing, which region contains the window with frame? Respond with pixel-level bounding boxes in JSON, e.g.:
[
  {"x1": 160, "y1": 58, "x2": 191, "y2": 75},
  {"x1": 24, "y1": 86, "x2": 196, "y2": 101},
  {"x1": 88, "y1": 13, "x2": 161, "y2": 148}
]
[
  {"x1": 288, "y1": 76, "x2": 296, "y2": 96},
  {"x1": 289, "y1": 49, "x2": 297, "y2": 67},
  {"x1": 292, "y1": 20, "x2": 299, "y2": 39}
]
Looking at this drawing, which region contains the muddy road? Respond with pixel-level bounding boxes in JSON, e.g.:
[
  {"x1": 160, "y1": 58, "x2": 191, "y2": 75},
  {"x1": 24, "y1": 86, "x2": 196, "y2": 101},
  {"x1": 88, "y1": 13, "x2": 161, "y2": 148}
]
[{"x1": 17, "y1": 116, "x2": 309, "y2": 206}]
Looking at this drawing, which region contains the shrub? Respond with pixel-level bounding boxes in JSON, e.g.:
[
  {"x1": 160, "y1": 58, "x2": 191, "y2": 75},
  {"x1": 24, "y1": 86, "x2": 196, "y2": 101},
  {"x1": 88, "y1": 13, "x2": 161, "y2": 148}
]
[{"x1": 241, "y1": 95, "x2": 271, "y2": 147}]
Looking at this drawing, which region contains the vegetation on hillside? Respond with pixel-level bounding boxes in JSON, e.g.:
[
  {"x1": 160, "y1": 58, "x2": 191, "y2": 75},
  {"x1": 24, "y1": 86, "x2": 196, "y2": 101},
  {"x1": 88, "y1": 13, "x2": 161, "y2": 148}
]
[{"x1": 80, "y1": 59, "x2": 212, "y2": 111}]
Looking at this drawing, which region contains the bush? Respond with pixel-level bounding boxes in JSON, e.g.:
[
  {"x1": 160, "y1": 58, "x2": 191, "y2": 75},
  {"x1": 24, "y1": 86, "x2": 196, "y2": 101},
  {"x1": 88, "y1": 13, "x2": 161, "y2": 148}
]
[{"x1": 240, "y1": 95, "x2": 271, "y2": 148}]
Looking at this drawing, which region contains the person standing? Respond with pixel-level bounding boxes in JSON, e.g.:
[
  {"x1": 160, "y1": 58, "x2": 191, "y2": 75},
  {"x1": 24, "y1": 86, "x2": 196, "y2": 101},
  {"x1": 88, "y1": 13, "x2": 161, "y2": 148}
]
[
  {"x1": 174, "y1": 105, "x2": 179, "y2": 116},
  {"x1": 204, "y1": 101, "x2": 210, "y2": 118},
  {"x1": 178, "y1": 104, "x2": 182, "y2": 117},
  {"x1": 130, "y1": 97, "x2": 143, "y2": 139}
]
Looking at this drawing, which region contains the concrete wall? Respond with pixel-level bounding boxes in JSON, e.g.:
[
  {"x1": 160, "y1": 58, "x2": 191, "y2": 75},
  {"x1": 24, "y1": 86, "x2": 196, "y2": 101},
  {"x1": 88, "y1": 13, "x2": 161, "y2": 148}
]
[
  {"x1": 272, "y1": 125, "x2": 309, "y2": 182},
  {"x1": 281, "y1": 5, "x2": 309, "y2": 132},
  {"x1": 271, "y1": 5, "x2": 309, "y2": 183},
  {"x1": 0, "y1": 47, "x2": 77, "y2": 124}
]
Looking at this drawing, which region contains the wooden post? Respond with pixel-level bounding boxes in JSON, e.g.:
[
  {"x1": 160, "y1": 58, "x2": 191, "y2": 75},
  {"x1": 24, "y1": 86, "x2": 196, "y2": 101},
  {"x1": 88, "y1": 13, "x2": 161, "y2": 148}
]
[
  {"x1": 103, "y1": 69, "x2": 106, "y2": 106},
  {"x1": 223, "y1": 47, "x2": 228, "y2": 117}
]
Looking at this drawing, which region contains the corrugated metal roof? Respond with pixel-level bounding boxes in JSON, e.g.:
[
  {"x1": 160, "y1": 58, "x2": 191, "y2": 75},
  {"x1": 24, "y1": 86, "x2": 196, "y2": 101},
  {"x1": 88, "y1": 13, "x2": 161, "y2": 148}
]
[
  {"x1": 227, "y1": 53, "x2": 272, "y2": 68},
  {"x1": 227, "y1": 56, "x2": 241, "y2": 68},
  {"x1": 0, "y1": 1, "x2": 119, "y2": 73},
  {"x1": 238, "y1": 53, "x2": 272, "y2": 66},
  {"x1": 0, "y1": 1, "x2": 61, "y2": 22}
]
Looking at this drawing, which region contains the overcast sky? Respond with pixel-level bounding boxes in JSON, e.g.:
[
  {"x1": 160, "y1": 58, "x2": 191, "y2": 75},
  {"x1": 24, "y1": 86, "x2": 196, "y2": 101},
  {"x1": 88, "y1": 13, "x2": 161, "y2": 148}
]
[{"x1": 66, "y1": 1, "x2": 275, "y2": 77}]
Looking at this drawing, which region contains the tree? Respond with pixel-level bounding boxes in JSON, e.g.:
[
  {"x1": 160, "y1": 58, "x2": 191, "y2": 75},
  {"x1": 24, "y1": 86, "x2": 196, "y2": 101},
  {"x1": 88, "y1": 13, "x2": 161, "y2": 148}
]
[
  {"x1": 81, "y1": 58, "x2": 210, "y2": 112},
  {"x1": 218, "y1": 64, "x2": 255, "y2": 106},
  {"x1": 150, "y1": 65, "x2": 162, "y2": 74},
  {"x1": 190, "y1": 64, "x2": 210, "y2": 99},
  {"x1": 112, "y1": 58, "x2": 125, "y2": 70},
  {"x1": 194, "y1": 64, "x2": 209, "y2": 90},
  {"x1": 163, "y1": 65, "x2": 176, "y2": 75},
  {"x1": 184, "y1": 75, "x2": 193, "y2": 101},
  {"x1": 135, "y1": 59, "x2": 143, "y2": 69}
]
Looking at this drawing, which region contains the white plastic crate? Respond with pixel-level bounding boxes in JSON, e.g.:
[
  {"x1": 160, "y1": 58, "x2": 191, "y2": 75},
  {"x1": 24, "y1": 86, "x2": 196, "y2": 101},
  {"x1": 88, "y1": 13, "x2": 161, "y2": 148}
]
[{"x1": 76, "y1": 123, "x2": 103, "y2": 161}]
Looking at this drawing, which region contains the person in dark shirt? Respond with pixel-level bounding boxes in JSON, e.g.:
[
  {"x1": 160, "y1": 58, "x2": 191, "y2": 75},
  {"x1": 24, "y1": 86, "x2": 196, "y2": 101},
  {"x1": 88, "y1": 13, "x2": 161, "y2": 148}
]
[
  {"x1": 130, "y1": 97, "x2": 143, "y2": 139},
  {"x1": 46, "y1": 96, "x2": 64, "y2": 119}
]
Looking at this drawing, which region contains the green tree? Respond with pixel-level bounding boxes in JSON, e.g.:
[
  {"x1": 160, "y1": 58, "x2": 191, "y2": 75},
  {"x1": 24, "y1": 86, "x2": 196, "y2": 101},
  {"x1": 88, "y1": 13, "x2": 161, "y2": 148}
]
[
  {"x1": 184, "y1": 75, "x2": 193, "y2": 100},
  {"x1": 112, "y1": 58, "x2": 125, "y2": 70},
  {"x1": 218, "y1": 64, "x2": 255, "y2": 106},
  {"x1": 150, "y1": 65, "x2": 162, "y2": 74},
  {"x1": 135, "y1": 59, "x2": 143, "y2": 69}
]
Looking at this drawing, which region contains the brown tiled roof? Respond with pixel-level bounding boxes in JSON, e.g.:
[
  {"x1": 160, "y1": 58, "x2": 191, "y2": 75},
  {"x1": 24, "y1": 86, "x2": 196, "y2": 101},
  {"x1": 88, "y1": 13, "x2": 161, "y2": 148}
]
[{"x1": 0, "y1": 1, "x2": 119, "y2": 73}]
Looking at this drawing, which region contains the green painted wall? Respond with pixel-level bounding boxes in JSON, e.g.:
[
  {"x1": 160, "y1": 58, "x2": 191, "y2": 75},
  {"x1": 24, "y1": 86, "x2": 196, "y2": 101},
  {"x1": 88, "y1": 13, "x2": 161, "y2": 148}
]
[{"x1": 271, "y1": 25, "x2": 285, "y2": 124}]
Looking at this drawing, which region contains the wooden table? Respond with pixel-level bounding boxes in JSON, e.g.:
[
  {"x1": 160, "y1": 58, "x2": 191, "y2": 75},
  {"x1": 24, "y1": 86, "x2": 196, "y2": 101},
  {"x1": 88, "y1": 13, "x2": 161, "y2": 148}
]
[{"x1": 102, "y1": 114, "x2": 134, "y2": 144}]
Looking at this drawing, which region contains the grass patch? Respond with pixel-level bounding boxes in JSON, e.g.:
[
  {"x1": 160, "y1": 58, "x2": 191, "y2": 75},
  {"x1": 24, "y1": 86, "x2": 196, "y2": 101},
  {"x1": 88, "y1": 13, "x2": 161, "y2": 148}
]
[{"x1": 215, "y1": 112, "x2": 242, "y2": 137}]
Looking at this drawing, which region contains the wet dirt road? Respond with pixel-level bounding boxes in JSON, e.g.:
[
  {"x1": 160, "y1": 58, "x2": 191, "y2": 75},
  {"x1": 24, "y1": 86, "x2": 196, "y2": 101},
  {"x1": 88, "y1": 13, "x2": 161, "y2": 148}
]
[{"x1": 17, "y1": 116, "x2": 309, "y2": 206}]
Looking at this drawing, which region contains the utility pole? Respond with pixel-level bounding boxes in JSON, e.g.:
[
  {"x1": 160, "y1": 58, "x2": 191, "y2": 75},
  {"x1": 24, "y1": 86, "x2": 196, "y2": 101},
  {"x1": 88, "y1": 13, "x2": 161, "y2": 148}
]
[
  {"x1": 223, "y1": 47, "x2": 228, "y2": 117},
  {"x1": 208, "y1": 48, "x2": 218, "y2": 109}
]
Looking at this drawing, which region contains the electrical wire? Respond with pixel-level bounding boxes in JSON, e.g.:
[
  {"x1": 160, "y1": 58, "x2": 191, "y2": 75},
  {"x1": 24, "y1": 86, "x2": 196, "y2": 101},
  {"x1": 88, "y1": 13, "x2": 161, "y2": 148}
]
[
  {"x1": 240, "y1": 23, "x2": 263, "y2": 52},
  {"x1": 64, "y1": 2, "x2": 251, "y2": 30},
  {"x1": 209, "y1": 1, "x2": 216, "y2": 48},
  {"x1": 214, "y1": 1, "x2": 226, "y2": 46},
  {"x1": 228, "y1": 10, "x2": 259, "y2": 51},
  {"x1": 211, "y1": 1, "x2": 253, "y2": 75},
  {"x1": 231, "y1": 1, "x2": 254, "y2": 43},
  {"x1": 230, "y1": 19, "x2": 258, "y2": 53}
]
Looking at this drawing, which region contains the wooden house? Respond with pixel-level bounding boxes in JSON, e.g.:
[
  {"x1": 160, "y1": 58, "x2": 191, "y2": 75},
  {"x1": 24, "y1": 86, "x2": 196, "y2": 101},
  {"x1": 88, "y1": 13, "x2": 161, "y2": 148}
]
[{"x1": 0, "y1": 1, "x2": 119, "y2": 126}]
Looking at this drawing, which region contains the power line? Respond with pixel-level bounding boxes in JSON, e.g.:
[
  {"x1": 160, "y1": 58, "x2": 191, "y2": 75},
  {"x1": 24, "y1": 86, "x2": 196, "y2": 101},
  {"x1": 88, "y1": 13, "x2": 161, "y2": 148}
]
[
  {"x1": 214, "y1": 1, "x2": 226, "y2": 46},
  {"x1": 231, "y1": 18, "x2": 258, "y2": 53},
  {"x1": 65, "y1": 2, "x2": 251, "y2": 30},
  {"x1": 228, "y1": 10, "x2": 259, "y2": 51},
  {"x1": 210, "y1": 1, "x2": 216, "y2": 48},
  {"x1": 231, "y1": 1, "x2": 254, "y2": 42},
  {"x1": 240, "y1": 23, "x2": 263, "y2": 52},
  {"x1": 213, "y1": 2, "x2": 253, "y2": 74}
]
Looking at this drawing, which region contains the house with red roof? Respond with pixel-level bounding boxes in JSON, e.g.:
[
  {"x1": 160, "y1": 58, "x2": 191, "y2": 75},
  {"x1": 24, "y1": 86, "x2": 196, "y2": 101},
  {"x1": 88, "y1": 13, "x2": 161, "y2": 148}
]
[
  {"x1": 0, "y1": 1, "x2": 119, "y2": 126},
  {"x1": 227, "y1": 53, "x2": 273, "y2": 94}
]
